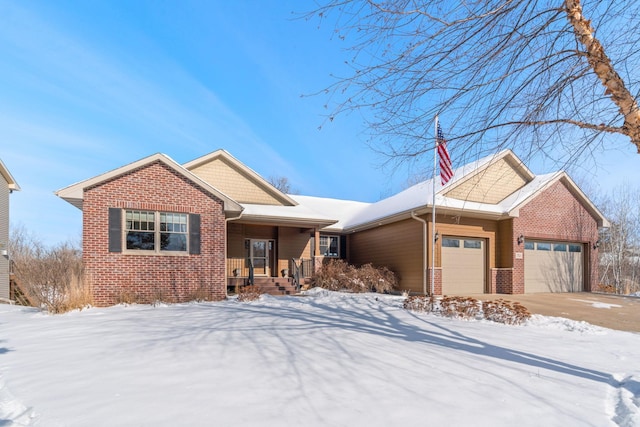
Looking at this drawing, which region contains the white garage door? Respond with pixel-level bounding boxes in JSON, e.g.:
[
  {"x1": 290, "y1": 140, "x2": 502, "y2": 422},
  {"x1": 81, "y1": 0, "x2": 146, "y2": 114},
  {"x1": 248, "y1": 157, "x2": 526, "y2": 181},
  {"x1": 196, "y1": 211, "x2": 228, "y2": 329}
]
[
  {"x1": 524, "y1": 241, "x2": 584, "y2": 292},
  {"x1": 441, "y1": 237, "x2": 486, "y2": 294}
]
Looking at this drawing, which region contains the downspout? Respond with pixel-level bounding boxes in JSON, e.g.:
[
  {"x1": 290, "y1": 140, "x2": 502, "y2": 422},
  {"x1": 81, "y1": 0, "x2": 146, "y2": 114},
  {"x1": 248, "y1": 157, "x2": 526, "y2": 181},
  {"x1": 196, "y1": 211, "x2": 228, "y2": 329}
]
[{"x1": 411, "y1": 211, "x2": 428, "y2": 295}]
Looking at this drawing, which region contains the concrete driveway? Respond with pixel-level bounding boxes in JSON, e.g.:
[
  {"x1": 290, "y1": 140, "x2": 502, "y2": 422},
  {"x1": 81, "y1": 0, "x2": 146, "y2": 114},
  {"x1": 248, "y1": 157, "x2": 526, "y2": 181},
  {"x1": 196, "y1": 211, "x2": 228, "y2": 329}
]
[{"x1": 478, "y1": 292, "x2": 640, "y2": 333}]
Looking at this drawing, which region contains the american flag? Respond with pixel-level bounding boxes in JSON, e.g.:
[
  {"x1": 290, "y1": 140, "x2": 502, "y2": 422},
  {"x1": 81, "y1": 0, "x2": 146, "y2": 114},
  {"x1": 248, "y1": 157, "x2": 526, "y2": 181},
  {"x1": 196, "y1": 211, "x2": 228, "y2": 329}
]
[{"x1": 436, "y1": 122, "x2": 454, "y2": 185}]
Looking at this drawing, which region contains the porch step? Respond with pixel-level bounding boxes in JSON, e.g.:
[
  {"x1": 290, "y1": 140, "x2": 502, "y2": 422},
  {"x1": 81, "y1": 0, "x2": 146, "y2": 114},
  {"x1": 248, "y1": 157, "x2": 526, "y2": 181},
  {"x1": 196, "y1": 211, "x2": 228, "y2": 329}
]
[{"x1": 252, "y1": 277, "x2": 299, "y2": 296}]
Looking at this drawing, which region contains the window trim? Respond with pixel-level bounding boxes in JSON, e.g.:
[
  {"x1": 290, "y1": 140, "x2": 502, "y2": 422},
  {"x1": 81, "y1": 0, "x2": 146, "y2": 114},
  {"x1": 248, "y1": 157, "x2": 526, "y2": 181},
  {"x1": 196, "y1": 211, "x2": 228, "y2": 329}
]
[{"x1": 122, "y1": 209, "x2": 190, "y2": 256}]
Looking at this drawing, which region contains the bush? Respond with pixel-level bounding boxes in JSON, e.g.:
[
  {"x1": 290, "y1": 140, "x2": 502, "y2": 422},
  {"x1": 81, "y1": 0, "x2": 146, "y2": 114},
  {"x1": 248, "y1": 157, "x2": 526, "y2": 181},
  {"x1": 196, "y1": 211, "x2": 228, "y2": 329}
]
[
  {"x1": 10, "y1": 226, "x2": 90, "y2": 313},
  {"x1": 311, "y1": 259, "x2": 398, "y2": 293},
  {"x1": 403, "y1": 295, "x2": 531, "y2": 325},
  {"x1": 237, "y1": 285, "x2": 263, "y2": 302},
  {"x1": 482, "y1": 299, "x2": 531, "y2": 325}
]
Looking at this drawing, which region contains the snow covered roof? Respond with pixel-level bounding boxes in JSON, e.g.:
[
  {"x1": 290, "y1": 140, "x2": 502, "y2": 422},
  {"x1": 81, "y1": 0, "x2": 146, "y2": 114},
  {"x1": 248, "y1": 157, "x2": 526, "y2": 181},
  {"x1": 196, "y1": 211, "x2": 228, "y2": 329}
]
[
  {"x1": 277, "y1": 150, "x2": 608, "y2": 231},
  {"x1": 55, "y1": 148, "x2": 608, "y2": 230}
]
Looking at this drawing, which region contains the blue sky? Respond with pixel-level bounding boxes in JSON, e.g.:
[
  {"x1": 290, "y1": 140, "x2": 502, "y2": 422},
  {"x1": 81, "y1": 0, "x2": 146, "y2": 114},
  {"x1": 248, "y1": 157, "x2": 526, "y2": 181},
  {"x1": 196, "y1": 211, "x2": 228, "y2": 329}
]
[{"x1": 1, "y1": 1, "x2": 638, "y2": 245}]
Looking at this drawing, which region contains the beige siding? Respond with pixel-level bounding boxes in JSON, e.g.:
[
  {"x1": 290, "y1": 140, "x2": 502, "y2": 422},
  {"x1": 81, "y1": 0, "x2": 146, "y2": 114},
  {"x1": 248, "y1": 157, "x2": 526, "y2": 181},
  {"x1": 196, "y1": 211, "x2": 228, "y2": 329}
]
[
  {"x1": 190, "y1": 158, "x2": 286, "y2": 205},
  {"x1": 277, "y1": 227, "x2": 312, "y2": 273},
  {"x1": 497, "y1": 219, "x2": 513, "y2": 268},
  {"x1": 350, "y1": 219, "x2": 423, "y2": 293},
  {"x1": 445, "y1": 158, "x2": 529, "y2": 203},
  {"x1": 0, "y1": 174, "x2": 10, "y2": 299}
]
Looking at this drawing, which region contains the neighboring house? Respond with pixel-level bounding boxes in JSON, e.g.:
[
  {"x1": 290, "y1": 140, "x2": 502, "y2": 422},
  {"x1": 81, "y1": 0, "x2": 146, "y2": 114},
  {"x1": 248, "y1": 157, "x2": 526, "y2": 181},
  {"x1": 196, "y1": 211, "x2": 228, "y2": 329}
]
[
  {"x1": 56, "y1": 149, "x2": 609, "y2": 306},
  {"x1": 0, "y1": 159, "x2": 20, "y2": 301}
]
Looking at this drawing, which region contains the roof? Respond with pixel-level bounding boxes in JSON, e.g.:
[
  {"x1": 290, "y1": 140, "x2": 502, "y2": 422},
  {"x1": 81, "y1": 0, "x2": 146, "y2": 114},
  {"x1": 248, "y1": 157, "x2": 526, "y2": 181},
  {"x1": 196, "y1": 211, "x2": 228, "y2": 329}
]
[
  {"x1": 55, "y1": 148, "x2": 609, "y2": 230},
  {"x1": 0, "y1": 159, "x2": 20, "y2": 191},
  {"x1": 285, "y1": 149, "x2": 609, "y2": 231},
  {"x1": 55, "y1": 153, "x2": 243, "y2": 213}
]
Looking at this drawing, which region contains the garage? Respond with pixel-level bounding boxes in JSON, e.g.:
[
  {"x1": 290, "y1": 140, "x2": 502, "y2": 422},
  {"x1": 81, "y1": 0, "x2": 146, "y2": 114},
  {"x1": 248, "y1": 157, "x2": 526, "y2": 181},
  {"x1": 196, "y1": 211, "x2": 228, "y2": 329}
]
[
  {"x1": 441, "y1": 237, "x2": 486, "y2": 294},
  {"x1": 524, "y1": 241, "x2": 584, "y2": 292}
]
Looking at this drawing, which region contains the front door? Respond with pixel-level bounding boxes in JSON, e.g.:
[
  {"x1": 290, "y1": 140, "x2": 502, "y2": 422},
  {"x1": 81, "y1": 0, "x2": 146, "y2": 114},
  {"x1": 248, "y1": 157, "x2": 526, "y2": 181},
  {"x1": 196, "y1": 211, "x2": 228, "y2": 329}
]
[{"x1": 248, "y1": 239, "x2": 274, "y2": 276}]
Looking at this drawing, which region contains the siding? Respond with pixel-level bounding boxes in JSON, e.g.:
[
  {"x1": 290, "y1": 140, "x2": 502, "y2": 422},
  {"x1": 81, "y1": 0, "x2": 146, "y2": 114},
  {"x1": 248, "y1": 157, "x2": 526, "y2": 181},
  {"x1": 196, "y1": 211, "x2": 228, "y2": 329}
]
[
  {"x1": 277, "y1": 227, "x2": 312, "y2": 273},
  {"x1": 190, "y1": 157, "x2": 286, "y2": 205},
  {"x1": 349, "y1": 219, "x2": 423, "y2": 293},
  {"x1": 445, "y1": 158, "x2": 529, "y2": 203},
  {"x1": 0, "y1": 173, "x2": 8, "y2": 299}
]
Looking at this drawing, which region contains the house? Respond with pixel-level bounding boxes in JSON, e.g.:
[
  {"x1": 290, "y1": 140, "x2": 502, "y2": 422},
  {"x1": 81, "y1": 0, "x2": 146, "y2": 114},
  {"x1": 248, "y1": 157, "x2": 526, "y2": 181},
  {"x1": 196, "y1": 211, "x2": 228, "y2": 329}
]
[
  {"x1": 0, "y1": 159, "x2": 20, "y2": 301},
  {"x1": 55, "y1": 149, "x2": 608, "y2": 306}
]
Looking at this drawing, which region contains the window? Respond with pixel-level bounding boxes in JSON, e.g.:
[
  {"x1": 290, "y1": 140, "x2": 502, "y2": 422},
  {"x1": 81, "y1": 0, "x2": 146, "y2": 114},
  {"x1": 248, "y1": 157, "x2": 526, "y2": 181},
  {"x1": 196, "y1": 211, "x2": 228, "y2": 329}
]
[
  {"x1": 568, "y1": 244, "x2": 582, "y2": 253},
  {"x1": 536, "y1": 242, "x2": 551, "y2": 251},
  {"x1": 464, "y1": 240, "x2": 482, "y2": 249},
  {"x1": 553, "y1": 243, "x2": 567, "y2": 252},
  {"x1": 524, "y1": 241, "x2": 534, "y2": 250},
  {"x1": 125, "y1": 210, "x2": 188, "y2": 253},
  {"x1": 442, "y1": 238, "x2": 459, "y2": 248},
  {"x1": 319, "y1": 235, "x2": 340, "y2": 257}
]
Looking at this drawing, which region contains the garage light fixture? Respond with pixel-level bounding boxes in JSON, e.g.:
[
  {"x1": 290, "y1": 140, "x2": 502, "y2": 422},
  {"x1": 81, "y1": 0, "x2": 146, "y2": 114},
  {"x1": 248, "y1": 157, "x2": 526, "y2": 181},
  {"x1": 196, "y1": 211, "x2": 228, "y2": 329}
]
[
  {"x1": 517, "y1": 234, "x2": 524, "y2": 245},
  {"x1": 434, "y1": 231, "x2": 439, "y2": 241},
  {"x1": 593, "y1": 239, "x2": 601, "y2": 249}
]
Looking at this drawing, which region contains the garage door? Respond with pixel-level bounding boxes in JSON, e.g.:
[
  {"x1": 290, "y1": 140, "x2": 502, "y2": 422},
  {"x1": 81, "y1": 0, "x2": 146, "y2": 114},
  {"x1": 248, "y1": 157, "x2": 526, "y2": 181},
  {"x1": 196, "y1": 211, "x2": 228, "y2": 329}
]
[
  {"x1": 441, "y1": 237, "x2": 485, "y2": 294},
  {"x1": 524, "y1": 241, "x2": 584, "y2": 292}
]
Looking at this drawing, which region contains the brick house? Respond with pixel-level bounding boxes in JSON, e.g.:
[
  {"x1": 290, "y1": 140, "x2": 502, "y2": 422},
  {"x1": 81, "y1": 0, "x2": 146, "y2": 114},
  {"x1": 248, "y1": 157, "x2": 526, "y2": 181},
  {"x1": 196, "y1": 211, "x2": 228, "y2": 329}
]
[{"x1": 56, "y1": 149, "x2": 608, "y2": 306}]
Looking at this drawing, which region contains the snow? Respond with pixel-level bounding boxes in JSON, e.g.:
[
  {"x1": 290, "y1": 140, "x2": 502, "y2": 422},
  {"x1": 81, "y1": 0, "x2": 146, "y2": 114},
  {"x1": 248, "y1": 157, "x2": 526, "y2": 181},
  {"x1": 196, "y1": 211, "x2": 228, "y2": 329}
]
[
  {"x1": 570, "y1": 299, "x2": 623, "y2": 309},
  {"x1": 1, "y1": 290, "x2": 639, "y2": 426}
]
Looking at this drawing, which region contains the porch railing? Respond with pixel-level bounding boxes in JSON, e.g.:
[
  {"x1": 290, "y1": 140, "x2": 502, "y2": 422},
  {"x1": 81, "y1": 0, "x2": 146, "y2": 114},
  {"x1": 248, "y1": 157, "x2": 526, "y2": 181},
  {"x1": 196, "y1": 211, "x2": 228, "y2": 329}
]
[{"x1": 290, "y1": 258, "x2": 314, "y2": 291}]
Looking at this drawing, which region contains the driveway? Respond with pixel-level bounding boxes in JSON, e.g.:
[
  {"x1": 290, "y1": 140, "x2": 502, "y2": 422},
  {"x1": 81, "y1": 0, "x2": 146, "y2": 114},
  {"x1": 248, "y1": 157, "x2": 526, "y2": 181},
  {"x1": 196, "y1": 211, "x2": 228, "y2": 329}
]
[{"x1": 478, "y1": 292, "x2": 640, "y2": 333}]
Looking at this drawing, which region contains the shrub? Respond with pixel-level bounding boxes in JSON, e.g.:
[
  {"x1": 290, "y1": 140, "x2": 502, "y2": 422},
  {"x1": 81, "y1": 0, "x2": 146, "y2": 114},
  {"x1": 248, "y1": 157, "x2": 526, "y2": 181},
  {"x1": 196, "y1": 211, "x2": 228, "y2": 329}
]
[
  {"x1": 481, "y1": 299, "x2": 531, "y2": 325},
  {"x1": 311, "y1": 259, "x2": 398, "y2": 293},
  {"x1": 237, "y1": 285, "x2": 263, "y2": 302},
  {"x1": 10, "y1": 226, "x2": 90, "y2": 313},
  {"x1": 403, "y1": 295, "x2": 531, "y2": 325},
  {"x1": 439, "y1": 296, "x2": 482, "y2": 319}
]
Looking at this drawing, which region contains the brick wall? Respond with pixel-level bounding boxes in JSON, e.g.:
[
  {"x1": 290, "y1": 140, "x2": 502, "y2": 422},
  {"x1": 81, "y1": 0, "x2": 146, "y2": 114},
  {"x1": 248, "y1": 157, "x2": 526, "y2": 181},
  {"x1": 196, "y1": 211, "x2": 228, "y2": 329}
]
[
  {"x1": 511, "y1": 179, "x2": 599, "y2": 294},
  {"x1": 83, "y1": 161, "x2": 227, "y2": 306}
]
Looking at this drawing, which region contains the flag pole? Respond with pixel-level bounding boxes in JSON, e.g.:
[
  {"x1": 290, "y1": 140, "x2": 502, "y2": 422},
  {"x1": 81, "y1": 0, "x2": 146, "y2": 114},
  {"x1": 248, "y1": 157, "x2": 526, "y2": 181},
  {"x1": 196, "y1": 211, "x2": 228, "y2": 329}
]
[{"x1": 431, "y1": 116, "x2": 438, "y2": 297}]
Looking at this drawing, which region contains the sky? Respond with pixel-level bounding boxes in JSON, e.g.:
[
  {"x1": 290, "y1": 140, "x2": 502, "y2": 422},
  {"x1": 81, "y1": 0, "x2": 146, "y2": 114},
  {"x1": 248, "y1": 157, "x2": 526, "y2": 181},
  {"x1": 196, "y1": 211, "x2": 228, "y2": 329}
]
[
  {"x1": 1, "y1": 290, "x2": 640, "y2": 426},
  {"x1": 1, "y1": 1, "x2": 638, "y2": 245}
]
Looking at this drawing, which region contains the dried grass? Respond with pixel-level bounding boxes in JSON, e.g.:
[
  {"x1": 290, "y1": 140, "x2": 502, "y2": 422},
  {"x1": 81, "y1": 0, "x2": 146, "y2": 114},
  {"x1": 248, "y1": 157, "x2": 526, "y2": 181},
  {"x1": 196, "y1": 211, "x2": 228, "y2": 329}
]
[{"x1": 237, "y1": 285, "x2": 263, "y2": 302}]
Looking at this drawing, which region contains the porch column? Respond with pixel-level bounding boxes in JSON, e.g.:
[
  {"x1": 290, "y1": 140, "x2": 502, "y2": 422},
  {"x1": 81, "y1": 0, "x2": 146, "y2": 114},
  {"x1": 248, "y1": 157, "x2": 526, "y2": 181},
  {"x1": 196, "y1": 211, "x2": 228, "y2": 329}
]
[{"x1": 313, "y1": 228, "x2": 323, "y2": 273}]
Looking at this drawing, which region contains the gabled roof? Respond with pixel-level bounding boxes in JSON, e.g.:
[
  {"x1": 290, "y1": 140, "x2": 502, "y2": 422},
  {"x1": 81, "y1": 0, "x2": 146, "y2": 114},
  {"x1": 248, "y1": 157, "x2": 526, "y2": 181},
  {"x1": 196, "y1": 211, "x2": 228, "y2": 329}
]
[
  {"x1": 55, "y1": 153, "x2": 243, "y2": 213},
  {"x1": 183, "y1": 149, "x2": 298, "y2": 206},
  {"x1": 0, "y1": 159, "x2": 20, "y2": 191},
  {"x1": 289, "y1": 149, "x2": 608, "y2": 232}
]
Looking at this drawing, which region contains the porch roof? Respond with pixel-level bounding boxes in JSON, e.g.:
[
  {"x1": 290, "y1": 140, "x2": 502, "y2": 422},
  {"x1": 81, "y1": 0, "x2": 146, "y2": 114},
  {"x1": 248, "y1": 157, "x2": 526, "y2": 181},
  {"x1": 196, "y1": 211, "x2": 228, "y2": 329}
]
[{"x1": 237, "y1": 202, "x2": 339, "y2": 228}]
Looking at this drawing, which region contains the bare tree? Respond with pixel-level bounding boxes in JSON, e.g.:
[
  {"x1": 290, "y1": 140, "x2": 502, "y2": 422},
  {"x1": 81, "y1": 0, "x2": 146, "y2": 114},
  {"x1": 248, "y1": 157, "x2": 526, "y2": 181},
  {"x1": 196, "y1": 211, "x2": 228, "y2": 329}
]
[
  {"x1": 268, "y1": 175, "x2": 298, "y2": 194},
  {"x1": 597, "y1": 184, "x2": 640, "y2": 294},
  {"x1": 9, "y1": 225, "x2": 89, "y2": 312},
  {"x1": 308, "y1": 1, "x2": 640, "y2": 169}
]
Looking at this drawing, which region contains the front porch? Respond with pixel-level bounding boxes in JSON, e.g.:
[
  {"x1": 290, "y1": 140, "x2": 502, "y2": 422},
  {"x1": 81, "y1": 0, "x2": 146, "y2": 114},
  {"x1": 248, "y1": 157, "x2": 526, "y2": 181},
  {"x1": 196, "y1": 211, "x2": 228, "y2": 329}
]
[{"x1": 226, "y1": 257, "x2": 314, "y2": 295}]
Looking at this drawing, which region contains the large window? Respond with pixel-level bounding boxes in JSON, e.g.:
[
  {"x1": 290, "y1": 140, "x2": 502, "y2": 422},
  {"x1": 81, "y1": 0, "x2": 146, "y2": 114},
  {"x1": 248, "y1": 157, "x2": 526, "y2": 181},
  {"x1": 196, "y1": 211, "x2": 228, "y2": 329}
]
[
  {"x1": 319, "y1": 235, "x2": 340, "y2": 257},
  {"x1": 125, "y1": 210, "x2": 188, "y2": 253}
]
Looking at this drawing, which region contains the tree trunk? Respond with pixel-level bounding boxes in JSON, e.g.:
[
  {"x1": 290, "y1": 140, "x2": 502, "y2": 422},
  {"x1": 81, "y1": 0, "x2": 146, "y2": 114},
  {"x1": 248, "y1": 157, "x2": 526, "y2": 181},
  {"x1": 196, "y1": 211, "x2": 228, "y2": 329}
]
[{"x1": 565, "y1": 0, "x2": 640, "y2": 153}]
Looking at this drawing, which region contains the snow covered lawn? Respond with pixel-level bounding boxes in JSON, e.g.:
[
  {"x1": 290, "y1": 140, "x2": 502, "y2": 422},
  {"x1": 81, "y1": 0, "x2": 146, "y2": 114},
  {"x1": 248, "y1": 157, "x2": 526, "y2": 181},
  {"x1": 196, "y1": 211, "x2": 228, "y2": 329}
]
[{"x1": 1, "y1": 289, "x2": 639, "y2": 426}]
